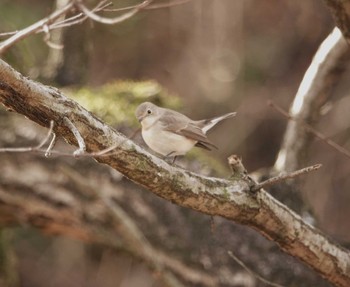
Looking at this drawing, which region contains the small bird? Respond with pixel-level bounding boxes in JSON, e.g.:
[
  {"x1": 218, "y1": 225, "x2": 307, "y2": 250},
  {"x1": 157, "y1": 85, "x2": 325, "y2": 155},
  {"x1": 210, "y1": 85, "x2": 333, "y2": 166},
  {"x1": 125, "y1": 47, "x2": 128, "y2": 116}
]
[{"x1": 135, "y1": 102, "x2": 236, "y2": 161}]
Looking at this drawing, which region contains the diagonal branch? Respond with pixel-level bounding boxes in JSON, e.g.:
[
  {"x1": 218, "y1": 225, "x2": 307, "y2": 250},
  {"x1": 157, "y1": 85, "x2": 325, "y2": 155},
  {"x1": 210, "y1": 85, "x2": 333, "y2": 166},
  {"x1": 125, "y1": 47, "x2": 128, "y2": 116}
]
[
  {"x1": 0, "y1": 58, "x2": 349, "y2": 286},
  {"x1": 74, "y1": 0, "x2": 153, "y2": 25},
  {"x1": 0, "y1": 1, "x2": 75, "y2": 55},
  {"x1": 63, "y1": 116, "x2": 86, "y2": 156},
  {"x1": 270, "y1": 101, "x2": 350, "y2": 160},
  {"x1": 251, "y1": 164, "x2": 322, "y2": 192},
  {"x1": 274, "y1": 27, "x2": 350, "y2": 172}
]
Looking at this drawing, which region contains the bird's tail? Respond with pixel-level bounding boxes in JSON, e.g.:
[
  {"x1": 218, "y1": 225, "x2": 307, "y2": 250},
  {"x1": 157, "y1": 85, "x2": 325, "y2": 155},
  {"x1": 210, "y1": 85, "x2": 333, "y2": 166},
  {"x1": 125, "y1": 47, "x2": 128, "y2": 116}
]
[{"x1": 198, "y1": 112, "x2": 236, "y2": 134}]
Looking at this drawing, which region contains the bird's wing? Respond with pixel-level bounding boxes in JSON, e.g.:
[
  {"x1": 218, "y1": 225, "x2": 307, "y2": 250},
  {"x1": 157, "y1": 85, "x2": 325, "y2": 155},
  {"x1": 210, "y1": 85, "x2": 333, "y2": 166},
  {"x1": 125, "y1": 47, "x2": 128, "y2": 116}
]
[
  {"x1": 161, "y1": 111, "x2": 218, "y2": 150},
  {"x1": 195, "y1": 112, "x2": 236, "y2": 134}
]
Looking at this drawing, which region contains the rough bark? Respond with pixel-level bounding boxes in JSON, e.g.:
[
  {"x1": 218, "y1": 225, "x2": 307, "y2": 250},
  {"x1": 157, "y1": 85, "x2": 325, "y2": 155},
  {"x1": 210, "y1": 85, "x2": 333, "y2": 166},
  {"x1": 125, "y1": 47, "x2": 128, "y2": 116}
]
[
  {"x1": 323, "y1": 0, "x2": 350, "y2": 40},
  {"x1": 0, "y1": 59, "x2": 350, "y2": 286},
  {"x1": 0, "y1": 110, "x2": 331, "y2": 287}
]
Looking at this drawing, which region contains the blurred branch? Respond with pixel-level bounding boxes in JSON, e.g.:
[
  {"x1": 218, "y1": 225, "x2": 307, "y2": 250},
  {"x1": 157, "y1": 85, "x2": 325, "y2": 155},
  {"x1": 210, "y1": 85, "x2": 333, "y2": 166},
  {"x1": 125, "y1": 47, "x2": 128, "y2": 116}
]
[
  {"x1": 251, "y1": 163, "x2": 322, "y2": 192},
  {"x1": 0, "y1": 0, "x2": 152, "y2": 54},
  {"x1": 0, "y1": 120, "x2": 55, "y2": 154},
  {"x1": 0, "y1": 0, "x2": 194, "y2": 54},
  {"x1": 41, "y1": 0, "x2": 67, "y2": 79},
  {"x1": 74, "y1": 0, "x2": 153, "y2": 25},
  {"x1": 63, "y1": 117, "x2": 86, "y2": 156},
  {"x1": 100, "y1": 0, "x2": 193, "y2": 12},
  {"x1": 274, "y1": 27, "x2": 350, "y2": 172},
  {"x1": 0, "y1": 59, "x2": 350, "y2": 286},
  {"x1": 143, "y1": 0, "x2": 193, "y2": 10},
  {"x1": 0, "y1": 1, "x2": 75, "y2": 55},
  {"x1": 0, "y1": 229, "x2": 19, "y2": 287},
  {"x1": 65, "y1": 168, "x2": 217, "y2": 287},
  {"x1": 100, "y1": 194, "x2": 220, "y2": 285},
  {"x1": 323, "y1": 0, "x2": 350, "y2": 40},
  {"x1": 46, "y1": 1, "x2": 111, "y2": 30},
  {"x1": 270, "y1": 101, "x2": 350, "y2": 160},
  {"x1": 228, "y1": 251, "x2": 284, "y2": 287}
]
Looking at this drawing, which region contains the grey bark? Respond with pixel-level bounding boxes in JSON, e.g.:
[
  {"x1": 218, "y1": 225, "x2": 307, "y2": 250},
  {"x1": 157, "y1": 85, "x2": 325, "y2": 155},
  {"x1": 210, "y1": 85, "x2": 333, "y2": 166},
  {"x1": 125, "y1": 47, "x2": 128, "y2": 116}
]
[{"x1": 0, "y1": 58, "x2": 349, "y2": 286}]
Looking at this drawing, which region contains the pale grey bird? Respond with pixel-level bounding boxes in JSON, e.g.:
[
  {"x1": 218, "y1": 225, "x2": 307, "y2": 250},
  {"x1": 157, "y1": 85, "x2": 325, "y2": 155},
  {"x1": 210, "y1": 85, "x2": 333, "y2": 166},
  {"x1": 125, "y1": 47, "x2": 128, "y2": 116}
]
[{"x1": 135, "y1": 102, "x2": 236, "y2": 161}]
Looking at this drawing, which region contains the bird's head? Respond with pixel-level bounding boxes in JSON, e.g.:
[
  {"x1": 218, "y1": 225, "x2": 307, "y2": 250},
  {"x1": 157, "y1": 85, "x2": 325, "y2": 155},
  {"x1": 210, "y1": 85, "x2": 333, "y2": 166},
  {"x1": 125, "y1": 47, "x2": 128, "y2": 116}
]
[{"x1": 135, "y1": 102, "x2": 160, "y2": 128}]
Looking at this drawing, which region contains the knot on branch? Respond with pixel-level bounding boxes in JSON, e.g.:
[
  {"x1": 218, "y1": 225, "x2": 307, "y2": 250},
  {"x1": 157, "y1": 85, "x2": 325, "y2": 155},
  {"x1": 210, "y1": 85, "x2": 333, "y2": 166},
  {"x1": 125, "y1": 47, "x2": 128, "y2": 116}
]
[{"x1": 227, "y1": 155, "x2": 256, "y2": 190}]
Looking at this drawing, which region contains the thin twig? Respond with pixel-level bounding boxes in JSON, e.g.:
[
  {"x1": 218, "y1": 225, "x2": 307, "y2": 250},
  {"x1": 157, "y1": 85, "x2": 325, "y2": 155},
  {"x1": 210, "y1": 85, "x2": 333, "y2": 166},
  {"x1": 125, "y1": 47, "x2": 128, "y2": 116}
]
[
  {"x1": 0, "y1": 1, "x2": 112, "y2": 49},
  {"x1": 228, "y1": 251, "x2": 285, "y2": 287},
  {"x1": 62, "y1": 165, "x2": 215, "y2": 287},
  {"x1": 269, "y1": 100, "x2": 350, "y2": 160},
  {"x1": 43, "y1": 24, "x2": 64, "y2": 50},
  {"x1": 146, "y1": 0, "x2": 192, "y2": 9},
  {"x1": 251, "y1": 164, "x2": 322, "y2": 192},
  {"x1": 49, "y1": 12, "x2": 85, "y2": 29},
  {"x1": 103, "y1": 0, "x2": 192, "y2": 11},
  {"x1": 0, "y1": 31, "x2": 19, "y2": 37},
  {"x1": 0, "y1": 1, "x2": 74, "y2": 54},
  {"x1": 93, "y1": 128, "x2": 140, "y2": 156},
  {"x1": 0, "y1": 122, "x2": 140, "y2": 159},
  {"x1": 0, "y1": 121, "x2": 54, "y2": 153},
  {"x1": 0, "y1": 0, "x2": 183, "y2": 52},
  {"x1": 35, "y1": 120, "x2": 54, "y2": 149},
  {"x1": 45, "y1": 132, "x2": 57, "y2": 157},
  {"x1": 49, "y1": 1, "x2": 111, "y2": 29},
  {"x1": 63, "y1": 117, "x2": 86, "y2": 156},
  {"x1": 75, "y1": 0, "x2": 153, "y2": 25}
]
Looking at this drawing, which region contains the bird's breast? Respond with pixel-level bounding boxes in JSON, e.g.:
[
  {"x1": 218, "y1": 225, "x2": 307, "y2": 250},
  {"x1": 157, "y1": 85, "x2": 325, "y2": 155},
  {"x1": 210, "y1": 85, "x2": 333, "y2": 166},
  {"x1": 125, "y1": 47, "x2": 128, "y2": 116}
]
[{"x1": 142, "y1": 125, "x2": 196, "y2": 156}]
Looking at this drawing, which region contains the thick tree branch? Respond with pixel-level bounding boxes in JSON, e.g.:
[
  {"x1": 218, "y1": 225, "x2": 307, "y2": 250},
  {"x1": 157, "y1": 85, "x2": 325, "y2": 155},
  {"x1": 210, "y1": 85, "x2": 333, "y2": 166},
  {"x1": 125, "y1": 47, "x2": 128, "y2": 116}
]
[
  {"x1": 274, "y1": 27, "x2": 350, "y2": 172},
  {"x1": 0, "y1": 59, "x2": 349, "y2": 286}
]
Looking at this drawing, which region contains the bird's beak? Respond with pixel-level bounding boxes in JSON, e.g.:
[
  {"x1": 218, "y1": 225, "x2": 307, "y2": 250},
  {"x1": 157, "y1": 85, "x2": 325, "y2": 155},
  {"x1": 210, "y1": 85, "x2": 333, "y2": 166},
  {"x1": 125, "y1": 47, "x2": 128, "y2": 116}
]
[{"x1": 137, "y1": 115, "x2": 145, "y2": 123}]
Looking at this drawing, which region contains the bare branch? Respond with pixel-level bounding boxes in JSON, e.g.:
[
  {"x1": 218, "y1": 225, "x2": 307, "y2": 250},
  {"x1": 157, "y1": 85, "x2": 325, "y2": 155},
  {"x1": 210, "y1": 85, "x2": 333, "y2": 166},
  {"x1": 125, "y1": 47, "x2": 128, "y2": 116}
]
[
  {"x1": 75, "y1": 0, "x2": 153, "y2": 25},
  {"x1": 45, "y1": 132, "x2": 57, "y2": 157},
  {"x1": 0, "y1": 1, "x2": 129, "y2": 53},
  {"x1": 0, "y1": 0, "x2": 182, "y2": 53},
  {"x1": 0, "y1": 125, "x2": 139, "y2": 159},
  {"x1": 43, "y1": 24, "x2": 64, "y2": 50},
  {"x1": 0, "y1": 146, "x2": 244, "y2": 287},
  {"x1": 274, "y1": 27, "x2": 350, "y2": 172},
  {"x1": 48, "y1": 1, "x2": 112, "y2": 29},
  {"x1": 103, "y1": 0, "x2": 193, "y2": 11},
  {"x1": 0, "y1": 1, "x2": 74, "y2": 55},
  {"x1": 146, "y1": 0, "x2": 193, "y2": 10},
  {"x1": 97, "y1": 197, "x2": 184, "y2": 287},
  {"x1": 98, "y1": 193, "x2": 223, "y2": 287},
  {"x1": 270, "y1": 101, "x2": 350, "y2": 160},
  {"x1": 251, "y1": 164, "x2": 322, "y2": 192},
  {"x1": 0, "y1": 31, "x2": 19, "y2": 37},
  {"x1": 0, "y1": 58, "x2": 350, "y2": 287},
  {"x1": 63, "y1": 116, "x2": 86, "y2": 156},
  {"x1": 0, "y1": 120, "x2": 55, "y2": 153},
  {"x1": 36, "y1": 120, "x2": 55, "y2": 149},
  {"x1": 228, "y1": 251, "x2": 285, "y2": 287}
]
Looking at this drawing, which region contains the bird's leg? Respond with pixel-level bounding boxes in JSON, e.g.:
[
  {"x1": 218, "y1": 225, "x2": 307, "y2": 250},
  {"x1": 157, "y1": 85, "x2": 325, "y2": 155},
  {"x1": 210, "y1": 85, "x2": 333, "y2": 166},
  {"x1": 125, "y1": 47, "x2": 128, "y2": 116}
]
[
  {"x1": 164, "y1": 151, "x2": 177, "y2": 164},
  {"x1": 172, "y1": 156, "x2": 178, "y2": 164}
]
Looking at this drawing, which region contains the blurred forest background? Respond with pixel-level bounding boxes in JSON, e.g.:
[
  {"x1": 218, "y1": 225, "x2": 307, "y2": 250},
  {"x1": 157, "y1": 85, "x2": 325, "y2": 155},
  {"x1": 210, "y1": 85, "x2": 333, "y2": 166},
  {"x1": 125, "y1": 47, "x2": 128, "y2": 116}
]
[{"x1": 0, "y1": 0, "x2": 349, "y2": 286}]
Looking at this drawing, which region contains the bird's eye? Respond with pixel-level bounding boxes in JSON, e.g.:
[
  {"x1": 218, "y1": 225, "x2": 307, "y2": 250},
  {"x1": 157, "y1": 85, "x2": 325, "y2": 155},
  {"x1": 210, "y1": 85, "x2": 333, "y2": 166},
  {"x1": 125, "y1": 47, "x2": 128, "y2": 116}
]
[{"x1": 147, "y1": 109, "x2": 152, "y2": 114}]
